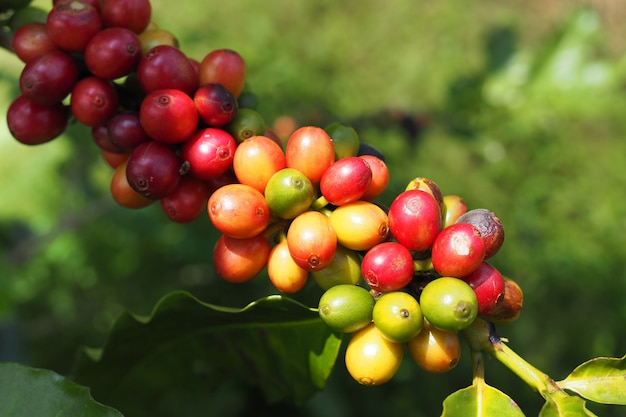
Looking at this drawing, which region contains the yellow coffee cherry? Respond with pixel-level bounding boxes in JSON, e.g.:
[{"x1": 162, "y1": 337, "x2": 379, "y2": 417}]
[{"x1": 344, "y1": 323, "x2": 404, "y2": 385}]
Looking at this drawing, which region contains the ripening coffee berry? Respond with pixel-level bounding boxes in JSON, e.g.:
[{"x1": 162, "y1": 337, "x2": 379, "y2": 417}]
[
  {"x1": 194, "y1": 83, "x2": 238, "y2": 127},
  {"x1": 372, "y1": 291, "x2": 423, "y2": 343},
  {"x1": 318, "y1": 284, "x2": 374, "y2": 333},
  {"x1": 46, "y1": 1, "x2": 102, "y2": 53},
  {"x1": 125, "y1": 141, "x2": 181, "y2": 199},
  {"x1": 264, "y1": 168, "x2": 315, "y2": 220},
  {"x1": 330, "y1": 201, "x2": 389, "y2": 251},
  {"x1": 70, "y1": 76, "x2": 119, "y2": 127},
  {"x1": 388, "y1": 189, "x2": 442, "y2": 252},
  {"x1": 139, "y1": 89, "x2": 198, "y2": 144},
  {"x1": 345, "y1": 323, "x2": 404, "y2": 385},
  {"x1": 137, "y1": 45, "x2": 198, "y2": 95},
  {"x1": 361, "y1": 242, "x2": 414, "y2": 293},
  {"x1": 311, "y1": 245, "x2": 362, "y2": 290},
  {"x1": 486, "y1": 276, "x2": 524, "y2": 324},
  {"x1": 285, "y1": 126, "x2": 335, "y2": 185},
  {"x1": 19, "y1": 50, "x2": 79, "y2": 105},
  {"x1": 198, "y1": 48, "x2": 247, "y2": 98},
  {"x1": 287, "y1": 210, "x2": 337, "y2": 272},
  {"x1": 7, "y1": 95, "x2": 69, "y2": 145},
  {"x1": 213, "y1": 234, "x2": 271, "y2": 283},
  {"x1": 404, "y1": 177, "x2": 444, "y2": 212},
  {"x1": 442, "y1": 195, "x2": 468, "y2": 228},
  {"x1": 460, "y1": 261, "x2": 505, "y2": 317},
  {"x1": 419, "y1": 277, "x2": 478, "y2": 332},
  {"x1": 181, "y1": 128, "x2": 238, "y2": 181},
  {"x1": 324, "y1": 122, "x2": 360, "y2": 159},
  {"x1": 320, "y1": 157, "x2": 372, "y2": 206},
  {"x1": 207, "y1": 184, "x2": 270, "y2": 239},
  {"x1": 431, "y1": 222, "x2": 486, "y2": 278},
  {"x1": 407, "y1": 320, "x2": 461, "y2": 374},
  {"x1": 267, "y1": 239, "x2": 309, "y2": 293},
  {"x1": 456, "y1": 208, "x2": 504, "y2": 259},
  {"x1": 84, "y1": 27, "x2": 142, "y2": 80},
  {"x1": 100, "y1": 0, "x2": 151, "y2": 33}
]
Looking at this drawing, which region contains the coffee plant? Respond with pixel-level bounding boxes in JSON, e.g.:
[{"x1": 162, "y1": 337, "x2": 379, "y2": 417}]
[{"x1": 1, "y1": 0, "x2": 624, "y2": 416}]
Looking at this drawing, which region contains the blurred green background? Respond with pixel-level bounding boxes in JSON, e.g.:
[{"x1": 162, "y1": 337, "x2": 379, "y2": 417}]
[{"x1": 1, "y1": 0, "x2": 626, "y2": 416}]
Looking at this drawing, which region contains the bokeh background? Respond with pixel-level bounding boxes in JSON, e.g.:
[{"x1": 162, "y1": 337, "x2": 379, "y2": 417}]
[{"x1": 1, "y1": 0, "x2": 626, "y2": 416}]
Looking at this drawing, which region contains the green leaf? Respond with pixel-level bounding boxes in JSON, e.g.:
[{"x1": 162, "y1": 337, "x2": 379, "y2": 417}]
[
  {"x1": 557, "y1": 355, "x2": 626, "y2": 405},
  {"x1": 0, "y1": 362, "x2": 123, "y2": 417},
  {"x1": 73, "y1": 291, "x2": 342, "y2": 416},
  {"x1": 441, "y1": 379, "x2": 526, "y2": 417},
  {"x1": 539, "y1": 395, "x2": 598, "y2": 417}
]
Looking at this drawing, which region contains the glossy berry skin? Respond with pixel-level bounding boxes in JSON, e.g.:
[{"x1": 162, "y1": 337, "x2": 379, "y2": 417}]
[
  {"x1": 311, "y1": 245, "x2": 362, "y2": 290},
  {"x1": 198, "y1": 49, "x2": 247, "y2": 98},
  {"x1": 460, "y1": 262, "x2": 505, "y2": 317},
  {"x1": 359, "y1": 155, "x2": 389, "y2": 201},
  {"x1": 92, "y1": 123, "x2": 121, "y2": 152},
  {"x1": 181, "y1": 128, "x2": 237, "y2": 180},
  {"x1": 285, "y1": 126, "x2": 335, "y2": 185},
  {"x1": 213, "y1": 234, "x2": 271, "y2": 283},
  {"x1": 320, "y1": 157, "x2": 372, "y2": 206},
  {"x1": 345, "y1": 323, "x2": 403, "y2": 386},
  {"x1": 110, "y1": 159, "x2": 153, "y2": 209},
  {"x1": 419, "y1": 277, "x2": 478, "y2": 332},
  {"x1": 407, "y1": 320, "x2": 461, "y2": 374},
  {"x1": 207, "y1": 184, "x2": 270, "y2": 239},
  {"x1": 264, "y1": 168, "x2": 315, "y2": 220},
  {"x1": 456, "y1": 208, "x2": 505, "y2": 259},
  {"x1": 160, "y1": 175, "x2": 210, "y2": 223},
  {"x1": 84, "y1": 27, "x2": 141, "y2": 80},
  {"x1": 267, "y1": 239, "x2": 309, "y2": 293},
  {"x1": 46, "y1": 1, "x2": 101, "y2": 53},
  {"x1": 12, "y1": 22, "x2": 58, "y2": 63},
  {"x1": 194, "y1": 83, "x2": 238, "y2": 127},
  {"x1": 106, "y1": 111, "x2": 150, "y2": 151},
  {"x1": 373, "y1": 291, "x2": 423, "y2": 343},
  {"x1": 325, "y1": 122, "x2": 360, "y2": 159},
  {"x1": 431, "y1": 222, "x2": 486, "y2": 278},
  {"x1": 70, "y1": 77, "x2": 119, "y2": 127},
  {"x1": 19, "y1": 50, "x2": 79, "y2": 105},
  {"x1": 137, "y1": 45, "x2": 198, "y2": 95},
  {"x1": 100, "y1": 0, "x2": 152, "y2": 33},
  {"x1": 361, "y1": 242, "x2": 414, "y2": 293},
  {"x1": 7, "y1": 95, "x2": 69, "y2": 145},
  {"x1": 404, "y1": 177, "x2": 444, "y2": 212},
  {"x1": 318, "y1": 284, "x2": 374, "y2": 333},
  {"x1": 138, "y1": 28, "x2": 179, "y2": 55},
  {"x1": 442, "y1": 195, "x2": 468, "y2": 228},
  {"x1": 287, "y1": 210, "x2": 337, "y2": 272},
  {"x1": 232, "y1": 135, "x2": 286, "y2": 193},
  {"x1": 125, "y1": 141, "x2": 181, "y2": 199},
  {"x1": 227, "y1": 108, "x2": 267, "y2": 143},
  {"x1": 139, "y1": 89, "x2": 198, "y2": 144},
  {"x1": 487, "y1": 276, "x2": 524, "y2": 324},
  {"x1": 101, "y1": 148, "x2": 129, "y2": 169},
  {"x1": 330, "y1": 201, "x2": 389, "y2": 251},
  {"x1": 388, "y1": 189, "x2": 442, "y2": 252}
]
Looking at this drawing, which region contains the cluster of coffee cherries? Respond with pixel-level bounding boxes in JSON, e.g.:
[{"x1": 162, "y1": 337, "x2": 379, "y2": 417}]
[
  {"x1": 5, "y1": 0, "x2": 265, "y2": 222},
  {"x1": 316, "y1": 186, "x2": 524, "y2": 385},
  {"x1": 4, "y1": 0, "x2": 524, "y2": 388}
]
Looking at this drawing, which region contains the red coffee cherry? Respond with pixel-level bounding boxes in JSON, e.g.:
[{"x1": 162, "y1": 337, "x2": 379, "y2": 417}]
[{"x1": 431, "y1": 222, "x2": 486, "y2": 278}]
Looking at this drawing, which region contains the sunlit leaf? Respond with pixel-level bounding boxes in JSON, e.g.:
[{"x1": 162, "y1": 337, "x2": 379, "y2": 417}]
[
  {"x1": 73, "y1": 291, "x2": 342, "y2": 417},
  {"x1": 441, "y1": 379, "x2": 525, "y2": 417},
  {"x1": 539, "y1": 395, "x2": 598, "y2": 417},
  {"x1": 0, "y1": 362, "x2": 123, "y2": 417},
  {"x1": 557, "y1": 355, "x2": 626, "y2": 405}
]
